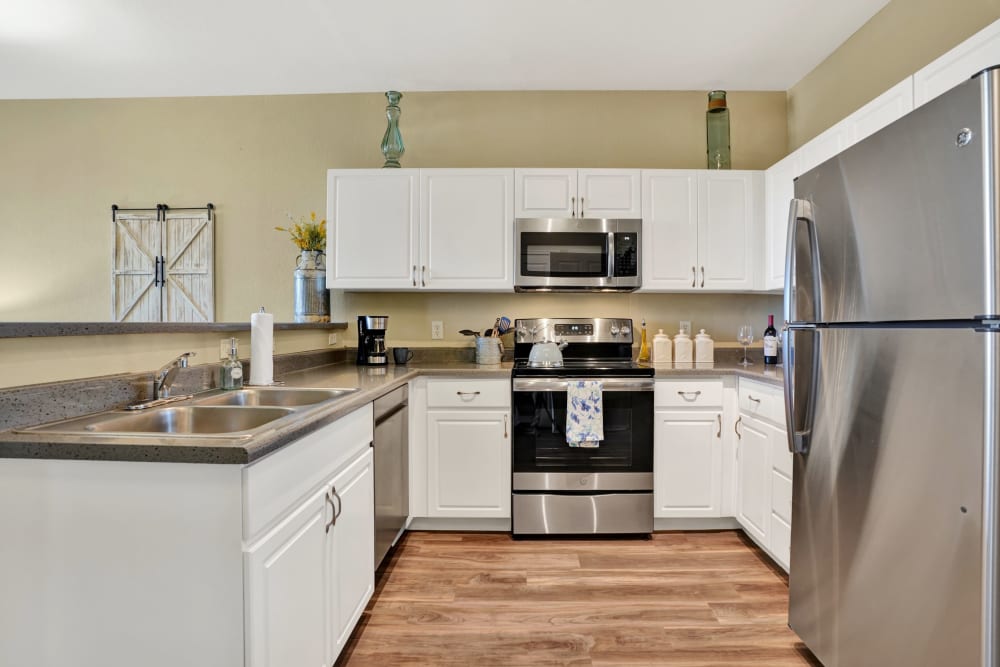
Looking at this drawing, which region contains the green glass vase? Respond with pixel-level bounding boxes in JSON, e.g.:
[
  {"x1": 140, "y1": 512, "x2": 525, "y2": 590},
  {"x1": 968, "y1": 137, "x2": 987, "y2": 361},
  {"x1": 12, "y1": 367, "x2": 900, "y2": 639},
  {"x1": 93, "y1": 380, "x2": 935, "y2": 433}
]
[
  {"x1": 706, "y1": 90, "x2": 731, "y2": 169},
  {"x1": 380, "y1": 91, "x2": 405, "y2": 168}
]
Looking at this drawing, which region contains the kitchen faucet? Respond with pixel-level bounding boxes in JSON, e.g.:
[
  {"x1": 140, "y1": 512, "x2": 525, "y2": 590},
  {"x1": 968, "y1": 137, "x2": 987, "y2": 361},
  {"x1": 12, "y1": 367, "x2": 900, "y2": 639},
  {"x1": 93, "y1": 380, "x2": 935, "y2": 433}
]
[{"x1": 153, "y1": 352, "x2": 196, "y2": 399}]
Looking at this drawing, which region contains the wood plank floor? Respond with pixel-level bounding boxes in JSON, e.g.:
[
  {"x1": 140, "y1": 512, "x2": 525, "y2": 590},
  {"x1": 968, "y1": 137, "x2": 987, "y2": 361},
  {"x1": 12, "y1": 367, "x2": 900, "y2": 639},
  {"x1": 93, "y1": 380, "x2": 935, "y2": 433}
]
[{"x1": 337, "y1": 530, "x2": 819, "y2": 666}]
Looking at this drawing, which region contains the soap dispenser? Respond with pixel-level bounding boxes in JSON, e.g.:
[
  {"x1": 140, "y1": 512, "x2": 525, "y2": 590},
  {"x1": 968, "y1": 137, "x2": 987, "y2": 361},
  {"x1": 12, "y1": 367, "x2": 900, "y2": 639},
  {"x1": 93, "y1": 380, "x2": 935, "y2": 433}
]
[
  {"x1": 653, "y1": 329, "x2": 672, "y2": 364},
  {"x1": 695, "y1": 329, "x2": 714, "y2": 366},
  {"x1": 220, "y1": 337, "x2": 244, "y2": 390}
]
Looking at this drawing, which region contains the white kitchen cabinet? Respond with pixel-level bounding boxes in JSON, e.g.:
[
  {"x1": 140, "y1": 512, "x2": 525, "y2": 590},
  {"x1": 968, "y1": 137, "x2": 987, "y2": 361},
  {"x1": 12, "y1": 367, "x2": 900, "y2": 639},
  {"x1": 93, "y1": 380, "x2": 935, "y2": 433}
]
[
  {"x1": 735, "y1": 412, "x2": 770, "y2": 544},
  {"x1": 915, "y1": 17, "x2": 1000, "y2": 107},
  {"x1": 245, "y1": 486, "x2": 328, "y2": 667},
  {"x1": 845, "y1": 77, "x2": 915, "y2": 146},
  {"x1": 514, "y1": 168, "x2": 641, "y2": 218},
  {"x1": 327, "y1": 169, "x2": 419, "y2": 290},
  {"x1": 327, "y1": 169, "x2": 513, "y2": 291},
  {"x1": 327, "y1": 449, "x2": 375, "y2": 660},
  {"x1": 654, "y1": 410, "x2": 723, "y2": 518},
  {"x1": 797, "y1": 122, "x2": 849, "y2": 177},
  {"x1": 763, "y1": 153, "x2": 798, "y2": 291},
  {"x1": 427, "y1": 410, "x2": 510, "y2": 518},
  {"x1": 641, "y1": 170, "x2": 762, "y2": 292},
  {"x1": 414, "y1": 379, "x2": 511, "y2": 520},
  {"x1": 420, "y1": 169, "x2": 513, "y2": 290}
]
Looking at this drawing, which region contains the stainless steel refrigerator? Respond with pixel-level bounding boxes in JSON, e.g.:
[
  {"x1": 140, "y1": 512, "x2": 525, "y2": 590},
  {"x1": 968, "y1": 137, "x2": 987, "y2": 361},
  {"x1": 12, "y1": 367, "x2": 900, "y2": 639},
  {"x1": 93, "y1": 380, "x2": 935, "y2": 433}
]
[{"x1": 785, "y1": 67, "x2": 1000, "y2": 667}]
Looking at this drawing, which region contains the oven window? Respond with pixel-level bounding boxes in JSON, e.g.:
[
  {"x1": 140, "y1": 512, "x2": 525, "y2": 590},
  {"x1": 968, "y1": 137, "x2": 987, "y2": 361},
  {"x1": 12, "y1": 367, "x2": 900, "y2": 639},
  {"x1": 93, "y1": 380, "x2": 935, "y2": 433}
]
[
  {"x1": 511, "y1": 390, "x2": 653, "y2": 473},
  {"x1": 520, "y1": 232, "x2": 608, "y2": 277}
]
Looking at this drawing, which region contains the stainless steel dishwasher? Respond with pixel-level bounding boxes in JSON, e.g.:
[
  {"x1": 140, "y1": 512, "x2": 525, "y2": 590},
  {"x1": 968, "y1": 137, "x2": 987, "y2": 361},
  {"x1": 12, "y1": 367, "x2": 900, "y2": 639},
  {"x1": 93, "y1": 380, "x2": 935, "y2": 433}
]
[{"x1": 372, "y1": 385, "x2": 408, "y2": 568}]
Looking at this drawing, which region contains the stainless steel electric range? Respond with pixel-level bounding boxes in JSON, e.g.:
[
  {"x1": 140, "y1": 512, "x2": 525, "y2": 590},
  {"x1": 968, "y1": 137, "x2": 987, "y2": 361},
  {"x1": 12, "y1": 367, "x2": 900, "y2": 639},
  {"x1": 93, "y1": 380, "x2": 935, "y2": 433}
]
[{"x1": 510, "y1": 317, "x2": 654, "y2": 536}]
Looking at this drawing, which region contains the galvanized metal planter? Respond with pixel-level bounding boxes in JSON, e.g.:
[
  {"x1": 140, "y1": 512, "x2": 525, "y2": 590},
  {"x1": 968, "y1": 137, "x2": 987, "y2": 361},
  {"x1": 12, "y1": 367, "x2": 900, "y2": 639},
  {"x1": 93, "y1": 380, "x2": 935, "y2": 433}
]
[{"x1": 293, "y1": 250, "x2": 329, "y2": 323}]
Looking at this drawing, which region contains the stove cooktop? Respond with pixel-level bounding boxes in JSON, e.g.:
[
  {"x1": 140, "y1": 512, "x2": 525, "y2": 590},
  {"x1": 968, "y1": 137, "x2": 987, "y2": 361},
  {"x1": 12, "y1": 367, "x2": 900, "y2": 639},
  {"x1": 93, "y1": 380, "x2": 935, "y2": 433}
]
[{"x1": 511, "y1": 360, "x2": 654, "y2": 378}]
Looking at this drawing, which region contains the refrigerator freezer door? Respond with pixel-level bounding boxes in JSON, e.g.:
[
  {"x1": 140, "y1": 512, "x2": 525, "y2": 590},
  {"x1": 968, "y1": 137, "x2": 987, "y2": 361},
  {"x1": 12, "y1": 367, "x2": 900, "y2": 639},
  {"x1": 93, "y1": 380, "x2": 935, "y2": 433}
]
[
  {"x1": 788, "y1": 326, "x2": 984, "y2": 666},
  {"x1": 792, "y1": 72, "x2": 994, "y2": 324}
]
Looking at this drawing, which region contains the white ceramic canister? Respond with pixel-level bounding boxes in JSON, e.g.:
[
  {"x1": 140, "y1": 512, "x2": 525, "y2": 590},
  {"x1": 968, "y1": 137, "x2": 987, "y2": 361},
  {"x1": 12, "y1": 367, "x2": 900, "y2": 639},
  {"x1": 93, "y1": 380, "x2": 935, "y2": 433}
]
[
  {"x1": 652, "y1": 329, "x2": 672, "y2": 364},
  {"x1": 695, "y1": 329, "x2": 714, "y2": 365},
  {"x1": 673, "y1": 330, "x2": 693, "y2": 365}
]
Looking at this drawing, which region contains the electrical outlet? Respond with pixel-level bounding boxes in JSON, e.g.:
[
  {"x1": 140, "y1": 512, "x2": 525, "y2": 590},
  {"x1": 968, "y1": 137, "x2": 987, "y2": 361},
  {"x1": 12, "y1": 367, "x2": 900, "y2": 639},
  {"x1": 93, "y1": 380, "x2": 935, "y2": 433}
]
[
  {"x1": 680, "y1": 320, "x2": 691, "y2": 336},
  {"x1": 327, "y1": 333, "x2": 338, "y2": 345},
  {"x1": 431, "y1": 320, "x2": 444, "y2": 340},
  {"x1": 219, "y1": 339, "x2": 230, "y2": 360}
]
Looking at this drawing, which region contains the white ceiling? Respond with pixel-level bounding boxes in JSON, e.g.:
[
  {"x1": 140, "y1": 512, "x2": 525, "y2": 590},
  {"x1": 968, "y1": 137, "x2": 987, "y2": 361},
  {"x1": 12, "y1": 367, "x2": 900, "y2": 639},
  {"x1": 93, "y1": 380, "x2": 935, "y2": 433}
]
[{"x1": 0, "y1": 0, "x2": 890, "y2": 100}]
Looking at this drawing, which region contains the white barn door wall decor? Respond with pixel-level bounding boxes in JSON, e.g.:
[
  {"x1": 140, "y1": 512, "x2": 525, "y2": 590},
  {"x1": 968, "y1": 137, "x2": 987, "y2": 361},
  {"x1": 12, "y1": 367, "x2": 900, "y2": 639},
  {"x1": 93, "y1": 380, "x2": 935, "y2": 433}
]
[{"x1": 111, "y1": 204, "x2": 215, "y2": 322}]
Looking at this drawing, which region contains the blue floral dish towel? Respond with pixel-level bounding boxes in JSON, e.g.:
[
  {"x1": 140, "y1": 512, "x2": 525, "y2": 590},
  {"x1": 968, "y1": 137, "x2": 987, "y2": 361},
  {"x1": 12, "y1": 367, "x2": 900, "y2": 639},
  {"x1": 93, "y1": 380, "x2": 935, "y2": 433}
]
[{"x1": 566, "y1": 380, "x2": 604, "y2": 448}]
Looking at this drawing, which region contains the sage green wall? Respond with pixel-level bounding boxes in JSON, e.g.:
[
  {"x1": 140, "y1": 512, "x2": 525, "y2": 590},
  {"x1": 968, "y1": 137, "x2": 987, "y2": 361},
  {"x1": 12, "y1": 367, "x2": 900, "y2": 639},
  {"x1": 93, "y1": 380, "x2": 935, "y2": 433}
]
[
  {"x1": 787, "y1": 0, "x2": 1000, "y2": 149},
  {"x1": 0, "y1": 90, "x2": 786, "y2": 387}
]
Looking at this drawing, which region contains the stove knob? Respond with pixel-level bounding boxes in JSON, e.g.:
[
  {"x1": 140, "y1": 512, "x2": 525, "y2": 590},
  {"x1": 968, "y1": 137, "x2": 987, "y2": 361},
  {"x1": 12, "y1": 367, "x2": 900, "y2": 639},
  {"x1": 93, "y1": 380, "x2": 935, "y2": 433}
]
[{"x1": 609, "y1": 323, "x2": 620, "y2": 336}]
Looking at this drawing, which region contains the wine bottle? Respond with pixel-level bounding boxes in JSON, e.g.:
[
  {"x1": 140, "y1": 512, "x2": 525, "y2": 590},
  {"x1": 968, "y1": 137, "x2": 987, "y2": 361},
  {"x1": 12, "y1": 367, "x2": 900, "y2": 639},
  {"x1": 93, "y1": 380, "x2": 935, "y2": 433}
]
[
  {"x1": 763, "y1": 314, "x2": 778, "y2": 365},
  {"x1": 706, "y1": 91, "x2": 731, "y2": 169}
]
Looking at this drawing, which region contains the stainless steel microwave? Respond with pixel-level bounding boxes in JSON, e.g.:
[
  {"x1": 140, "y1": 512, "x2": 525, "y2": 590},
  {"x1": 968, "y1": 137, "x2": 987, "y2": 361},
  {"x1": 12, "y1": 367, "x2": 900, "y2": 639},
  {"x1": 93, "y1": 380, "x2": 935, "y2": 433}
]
[{"x1": 514, "y1": 218, "x2": 641, "y2": 292}]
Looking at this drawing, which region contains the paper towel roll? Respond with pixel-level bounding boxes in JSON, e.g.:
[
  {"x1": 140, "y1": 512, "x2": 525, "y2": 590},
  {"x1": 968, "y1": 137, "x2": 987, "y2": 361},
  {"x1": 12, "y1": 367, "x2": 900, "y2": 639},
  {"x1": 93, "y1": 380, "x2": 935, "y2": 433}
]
[{"x1": 250, "y1": 309, "x2": 274, "y2": 385}]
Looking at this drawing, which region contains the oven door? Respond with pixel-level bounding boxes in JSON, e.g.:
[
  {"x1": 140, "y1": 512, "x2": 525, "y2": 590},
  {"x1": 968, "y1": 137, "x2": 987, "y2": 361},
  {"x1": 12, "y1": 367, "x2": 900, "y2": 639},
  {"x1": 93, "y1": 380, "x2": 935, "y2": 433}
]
[
  {"x1": 515, "y1": 218, "x2": 639, "y2": 291},
  {"x1": 511, "y1": 377, "x2": 653, "y2": 478}
]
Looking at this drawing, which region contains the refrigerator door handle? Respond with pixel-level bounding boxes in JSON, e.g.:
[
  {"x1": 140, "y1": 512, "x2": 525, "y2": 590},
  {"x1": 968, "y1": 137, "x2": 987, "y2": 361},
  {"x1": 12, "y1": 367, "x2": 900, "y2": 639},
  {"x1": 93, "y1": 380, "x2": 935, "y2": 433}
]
[
  {"x1": 783, "y1": 198, "x2": 822, "y2": 326},
  {"x1": 783, "y1": 326, "x2": 819, "y2": 455}
]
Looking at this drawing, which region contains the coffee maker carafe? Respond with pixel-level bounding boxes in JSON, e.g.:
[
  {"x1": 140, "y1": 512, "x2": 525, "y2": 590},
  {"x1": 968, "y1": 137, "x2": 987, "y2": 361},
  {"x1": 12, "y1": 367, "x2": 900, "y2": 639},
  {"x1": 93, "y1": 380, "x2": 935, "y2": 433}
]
[{"x1": 357, "y1": 315, "x2": 388, "y2": 366}]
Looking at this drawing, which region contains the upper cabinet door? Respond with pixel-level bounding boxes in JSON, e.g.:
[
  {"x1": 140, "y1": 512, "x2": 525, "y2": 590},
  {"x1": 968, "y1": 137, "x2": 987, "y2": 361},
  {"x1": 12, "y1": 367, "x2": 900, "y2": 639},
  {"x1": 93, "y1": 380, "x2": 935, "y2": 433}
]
[
  {"x1": 764, "y1": 154, "x2": 799, "y2": 291},
  {"x1": 915, "y1": 18, "x2": 1000, "y2": 107},
  {"x1": 640, "y1": 170, "x2": 699, "y2": 291},
  {"x1": 698, "y1": 171, "x2": 761, "y2": 291},
  {"x1": 845, "y1": 78, "x2": 914, "y2": 146},
  {"x1": 420, "y1": 169, "x2": 514, "y2": 291},
  {"x1": 513, "y1": 169, "x2": 577, "y2": 218},
  {"x1": 327, "y1": 169, "x2": 419, "y2": 290},
  {"x1": 797, "y1": 122, "x2": 849, "y2": 176},
  {"x1": 578, "y1": 169, "x2": 641, "y2": 218}
]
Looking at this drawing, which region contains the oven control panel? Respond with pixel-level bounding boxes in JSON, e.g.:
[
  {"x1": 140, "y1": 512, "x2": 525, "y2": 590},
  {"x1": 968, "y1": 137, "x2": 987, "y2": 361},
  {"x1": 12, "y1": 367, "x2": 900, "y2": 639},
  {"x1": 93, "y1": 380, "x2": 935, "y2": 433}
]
[{"x1": 515, "y1": 318, "x2": 633, "y2": 344}]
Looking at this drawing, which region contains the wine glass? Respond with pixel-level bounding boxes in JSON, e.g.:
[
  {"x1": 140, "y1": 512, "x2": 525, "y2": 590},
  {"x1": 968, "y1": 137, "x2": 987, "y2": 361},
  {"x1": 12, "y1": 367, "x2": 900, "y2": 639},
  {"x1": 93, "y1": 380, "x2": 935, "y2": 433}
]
[{"x1": 737, "y1": 324, "x2": 754, "y2": 366}]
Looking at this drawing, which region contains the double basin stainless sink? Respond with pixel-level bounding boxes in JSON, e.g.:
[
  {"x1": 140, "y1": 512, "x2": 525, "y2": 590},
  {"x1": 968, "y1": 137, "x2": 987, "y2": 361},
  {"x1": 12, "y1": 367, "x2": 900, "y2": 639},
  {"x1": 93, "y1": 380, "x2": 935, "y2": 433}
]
[{"x1": 20, "y1": 387, "x2": 359, "y2": 438}]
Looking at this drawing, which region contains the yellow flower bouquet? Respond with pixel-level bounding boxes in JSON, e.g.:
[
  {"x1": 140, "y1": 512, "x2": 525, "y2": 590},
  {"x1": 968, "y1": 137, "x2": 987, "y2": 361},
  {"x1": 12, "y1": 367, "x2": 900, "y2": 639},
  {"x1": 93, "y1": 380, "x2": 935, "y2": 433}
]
[{"x1": 275, "y1": 211, "x2": 327, "y2": 251}]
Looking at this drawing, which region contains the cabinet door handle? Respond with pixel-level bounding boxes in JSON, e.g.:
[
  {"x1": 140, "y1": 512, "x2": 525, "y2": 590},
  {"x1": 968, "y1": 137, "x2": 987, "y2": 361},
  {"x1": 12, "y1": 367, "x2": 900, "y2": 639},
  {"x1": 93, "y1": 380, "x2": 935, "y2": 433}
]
[
  {"x1": 691, "y1": 266, "x2": 696, "y2": 288},
  {"x1": 324, "y1": 490, "x2": 336, "y2": 533},
  {"x1": 677, "y1": 390, "x2": 702, "y2": 398},
  {"x1": 421, "y1": 265, "x2": 427, "y2": 287},
  {"x1": 700, "y1": 266, "x2": 705, "y2": 288},
  {"x1": 504, "y1": 414, "x2": 509, "y2": 438},
  {"x1": 747, "y1": 394, "x2": 761, "y2": 403},
  {"x1": 456, "y1": 391, "x2": 481, "y2": 397},
  {"x1": 716, "y1": 414, "x2": 722, "y2": 438},
  {"x1": 571, "y1": 196, "x2": 576, "y2": 217},
  {"x1": 579, "y1": 197, "x2": 584, "y2": 217},
  {"x1": 331, "y1": 485, "x2": 342, "y2": 526},
  {"x1": 735, "y1": 416, "x2": 742, "y2": 440},
  {"x1": 412, "y1": 265, "x2": 417, "y2": 287}
]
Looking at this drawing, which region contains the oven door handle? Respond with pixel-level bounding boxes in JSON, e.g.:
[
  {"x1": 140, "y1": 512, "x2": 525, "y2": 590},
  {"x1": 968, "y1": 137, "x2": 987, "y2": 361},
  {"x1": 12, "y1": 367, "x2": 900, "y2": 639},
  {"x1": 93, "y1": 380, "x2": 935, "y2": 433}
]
[{"x1": 512, "y1": 378, "x2": 654, "y2": 392}]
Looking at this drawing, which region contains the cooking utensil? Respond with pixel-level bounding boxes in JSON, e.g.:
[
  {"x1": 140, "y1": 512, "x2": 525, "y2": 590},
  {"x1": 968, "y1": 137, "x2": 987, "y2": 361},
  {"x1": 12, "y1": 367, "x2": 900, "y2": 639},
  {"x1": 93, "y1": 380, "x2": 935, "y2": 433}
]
[
  {"x1": 459, "y1": 329, "x2": 479, "y2": 337},
  {"x1": 527, "y1": 340, "x2": 569, "y2": 368},
  {"x1": 491, "y1": 318, "x2": 501, "y2": 337},
  {"x1": 498, "y1": 316, "x2": 511, "y2": 334}
]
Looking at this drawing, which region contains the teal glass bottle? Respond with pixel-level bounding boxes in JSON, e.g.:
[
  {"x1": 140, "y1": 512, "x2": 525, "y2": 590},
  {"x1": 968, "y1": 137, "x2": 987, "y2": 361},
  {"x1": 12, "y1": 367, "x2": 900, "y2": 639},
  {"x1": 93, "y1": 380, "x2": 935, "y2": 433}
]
[
  {"x1": 380, "y1": 91, "x2": 405, "y2": 168},
  {"x1": 706, "y1": 90, "x2": 731, "y2": 169}
]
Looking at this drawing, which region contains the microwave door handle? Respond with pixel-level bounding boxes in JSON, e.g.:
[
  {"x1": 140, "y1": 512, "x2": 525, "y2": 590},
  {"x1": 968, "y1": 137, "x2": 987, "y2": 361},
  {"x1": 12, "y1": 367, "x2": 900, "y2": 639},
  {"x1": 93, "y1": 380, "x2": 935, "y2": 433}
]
[{"x1": 607, "y1": 232, "x2": 615, "y2": 281}]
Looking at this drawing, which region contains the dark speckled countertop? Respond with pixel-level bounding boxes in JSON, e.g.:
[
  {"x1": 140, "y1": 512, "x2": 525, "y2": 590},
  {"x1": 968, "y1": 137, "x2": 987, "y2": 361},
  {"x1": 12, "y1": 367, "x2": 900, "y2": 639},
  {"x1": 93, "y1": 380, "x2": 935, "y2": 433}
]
[{"x1": 0, "y1": 360, "x2": 781, "y2": 465}]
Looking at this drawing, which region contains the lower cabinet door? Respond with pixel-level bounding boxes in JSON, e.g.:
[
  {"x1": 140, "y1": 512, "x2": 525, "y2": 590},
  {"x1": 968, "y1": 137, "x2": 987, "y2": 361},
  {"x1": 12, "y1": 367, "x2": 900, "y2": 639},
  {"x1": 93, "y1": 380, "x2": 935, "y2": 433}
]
[
  {"x1": 653, "y1": 410, "x2": 723, "y2": 518},
  {"x1": 427, "y1": 410, "x2": 511, "y2": 518},
  {"x1": 328, "y1": 448, "x2": 375, "y2": 663},
  {"x1": 736, "y1": 413, "x2": 771, "y2": 543},
  {"x1": 245, "y1": 487, "x2": 329, "y2": 667}
]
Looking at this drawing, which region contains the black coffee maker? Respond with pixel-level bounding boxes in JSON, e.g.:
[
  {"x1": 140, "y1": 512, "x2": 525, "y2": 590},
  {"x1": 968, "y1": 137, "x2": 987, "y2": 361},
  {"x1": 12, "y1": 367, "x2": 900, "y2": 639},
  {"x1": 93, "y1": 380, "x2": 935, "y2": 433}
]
[{"x1": 357, "y1": 315, "x2": 388, "y2": 366}]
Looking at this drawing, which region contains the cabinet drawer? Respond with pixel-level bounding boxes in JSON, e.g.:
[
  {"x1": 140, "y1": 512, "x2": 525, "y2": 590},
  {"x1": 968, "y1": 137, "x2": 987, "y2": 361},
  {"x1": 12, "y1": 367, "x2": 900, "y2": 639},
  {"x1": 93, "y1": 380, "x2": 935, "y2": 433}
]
[
  {"x1": 739, "y1": 380, "x2": 783, "y2": 424},
  {"x1": 426, "y1": 379, "x2": 510, "y2": 409},
  {"x1": 654, "y1": 379, "x2": 723, "y2": 408},
  {"x1": 771, "y1": 470, "x2": 792, "y2": 524},
  {"x1": 243, "y1": 404, "x2": 374, "y2": 542},
  {"x1": 771, "y1": 430, "x2": 793, "y2": 478}
]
